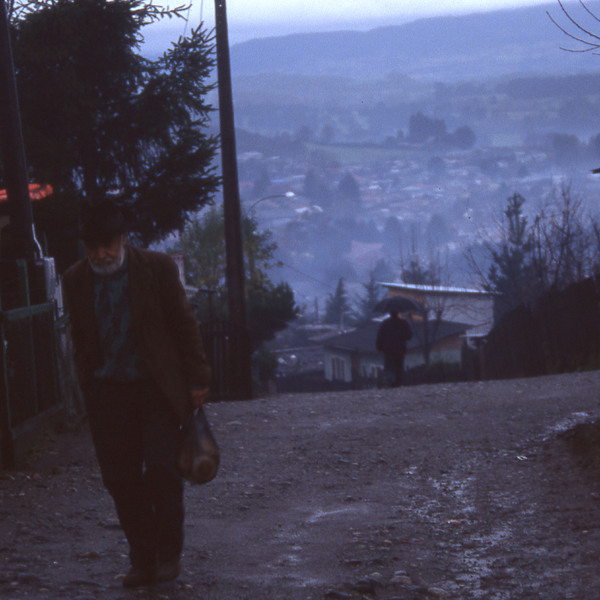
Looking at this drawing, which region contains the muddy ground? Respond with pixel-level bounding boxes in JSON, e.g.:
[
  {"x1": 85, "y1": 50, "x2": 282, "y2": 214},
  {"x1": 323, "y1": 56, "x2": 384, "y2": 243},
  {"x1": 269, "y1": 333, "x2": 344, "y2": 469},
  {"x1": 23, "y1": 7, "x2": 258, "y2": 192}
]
[{"x1": 2, "y1": 370, "x2": 600, "y2": 600}]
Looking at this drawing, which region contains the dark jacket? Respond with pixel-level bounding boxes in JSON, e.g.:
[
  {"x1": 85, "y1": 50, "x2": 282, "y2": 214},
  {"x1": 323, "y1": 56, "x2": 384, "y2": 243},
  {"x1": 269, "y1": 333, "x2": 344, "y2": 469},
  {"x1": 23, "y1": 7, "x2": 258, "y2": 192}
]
[
  {"x1": 63, "y1": 246, "x2": 211, "y2": 425},
  {"x1": 375, "y1": 315, "x2": 413, "y2": 356}
]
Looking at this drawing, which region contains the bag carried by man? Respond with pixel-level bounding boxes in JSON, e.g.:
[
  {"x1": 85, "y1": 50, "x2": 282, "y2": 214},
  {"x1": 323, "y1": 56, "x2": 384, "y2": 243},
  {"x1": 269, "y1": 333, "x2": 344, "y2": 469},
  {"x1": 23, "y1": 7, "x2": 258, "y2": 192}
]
[{"x1": 178, "y1": 407, "x2": 220, "y2": 485}]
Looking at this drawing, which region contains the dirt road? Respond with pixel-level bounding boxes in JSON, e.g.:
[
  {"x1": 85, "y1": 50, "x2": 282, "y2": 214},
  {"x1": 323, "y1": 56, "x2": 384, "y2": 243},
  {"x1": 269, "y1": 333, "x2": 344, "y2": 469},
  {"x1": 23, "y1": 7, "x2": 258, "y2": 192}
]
[{"x1": 2, "y1": 370, "x2": 600, "y2": 599}]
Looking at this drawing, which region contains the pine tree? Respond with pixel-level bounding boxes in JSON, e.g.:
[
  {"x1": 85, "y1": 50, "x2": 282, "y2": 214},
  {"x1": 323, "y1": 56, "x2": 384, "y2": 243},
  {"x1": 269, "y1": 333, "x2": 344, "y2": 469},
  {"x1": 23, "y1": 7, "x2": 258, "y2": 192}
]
[
  {"x1": 10, "y1": 0, "x2": 219, "y2": 269},
  {"x1": 487, "y1": 193, "x2": 537, "y2": 317},
  {"x1": 324, "y1": 277, "x2": 353, "y2": 327},
  {"x1": 337, "y1": 172, "x2": 361, "y2": 205},
  {"x1": 355, "y1": 273, "x2": 383, "y2": 325}
]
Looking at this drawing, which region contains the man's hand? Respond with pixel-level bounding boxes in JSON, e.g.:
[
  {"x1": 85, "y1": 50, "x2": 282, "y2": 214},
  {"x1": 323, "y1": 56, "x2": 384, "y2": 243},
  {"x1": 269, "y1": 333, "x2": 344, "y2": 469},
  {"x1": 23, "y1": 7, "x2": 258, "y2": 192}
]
[{"x1": 190, "y1": 387, "x2": 210, "y2": 408}]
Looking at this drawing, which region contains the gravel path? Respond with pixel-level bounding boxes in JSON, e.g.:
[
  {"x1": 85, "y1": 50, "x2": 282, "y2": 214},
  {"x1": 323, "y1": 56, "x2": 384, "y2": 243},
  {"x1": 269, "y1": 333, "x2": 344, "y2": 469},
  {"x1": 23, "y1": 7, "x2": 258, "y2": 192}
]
[{"x1": 2, "y1": 370, "x2": 600, "y2": 599}]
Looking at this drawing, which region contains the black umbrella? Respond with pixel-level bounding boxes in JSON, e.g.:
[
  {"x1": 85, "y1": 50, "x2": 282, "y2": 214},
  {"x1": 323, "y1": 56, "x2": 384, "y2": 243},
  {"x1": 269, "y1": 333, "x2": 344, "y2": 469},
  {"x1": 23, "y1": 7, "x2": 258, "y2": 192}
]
[{"x1": 373, "y1": 295, "x2": 422, "y2": 314}]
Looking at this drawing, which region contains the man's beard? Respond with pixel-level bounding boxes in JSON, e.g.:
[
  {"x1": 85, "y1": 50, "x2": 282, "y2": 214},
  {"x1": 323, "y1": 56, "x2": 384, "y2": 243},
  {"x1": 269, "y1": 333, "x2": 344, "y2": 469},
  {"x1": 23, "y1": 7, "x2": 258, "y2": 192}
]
[{"x1": 89, "y1": 246, "x2": 126, "y2": 276}]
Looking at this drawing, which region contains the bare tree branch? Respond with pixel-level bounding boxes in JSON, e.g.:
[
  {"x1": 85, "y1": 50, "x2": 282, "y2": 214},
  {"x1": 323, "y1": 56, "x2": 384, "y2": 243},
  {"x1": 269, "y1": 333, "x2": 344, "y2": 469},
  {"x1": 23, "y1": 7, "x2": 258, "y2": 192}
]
[
  {"x1": 579, "y1": 0, "x2": 600, "y2": 24},
  {"x1": 547, "y1": 0, "x2": 600, "y2": 53}
]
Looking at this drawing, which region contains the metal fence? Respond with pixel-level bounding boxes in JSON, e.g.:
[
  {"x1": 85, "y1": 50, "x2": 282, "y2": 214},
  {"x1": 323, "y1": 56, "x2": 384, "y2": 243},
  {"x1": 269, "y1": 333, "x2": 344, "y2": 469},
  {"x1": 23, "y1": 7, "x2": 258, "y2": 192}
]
[
  {"x1": 0, "y1": 259, "x2": 64, "y2": 468},
  {"x1": 199, "y1": 318, "x2": 252, "y2": 400},
  {"x1": 483, "y1": 276, "x2": 600, "y2": 380}
]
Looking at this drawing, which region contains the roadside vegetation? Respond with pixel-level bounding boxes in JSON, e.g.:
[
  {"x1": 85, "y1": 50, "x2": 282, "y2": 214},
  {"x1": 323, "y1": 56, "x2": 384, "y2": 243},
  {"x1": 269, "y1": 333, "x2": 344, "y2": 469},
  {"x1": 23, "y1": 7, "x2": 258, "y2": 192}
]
[{"x1": 6, "y1": 0, "x2": 219, "y2": 270}]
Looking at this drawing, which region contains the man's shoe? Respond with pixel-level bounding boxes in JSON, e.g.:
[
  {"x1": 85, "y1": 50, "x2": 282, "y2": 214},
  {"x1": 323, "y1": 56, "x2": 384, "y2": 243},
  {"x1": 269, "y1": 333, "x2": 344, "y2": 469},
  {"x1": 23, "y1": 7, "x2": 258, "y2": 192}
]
[
  {"x1": 122, "y1": 566, "x2": 155, "y2": 588},
  {"x1": 155, "y1": 558, "x2": 181, "y2": 583}
]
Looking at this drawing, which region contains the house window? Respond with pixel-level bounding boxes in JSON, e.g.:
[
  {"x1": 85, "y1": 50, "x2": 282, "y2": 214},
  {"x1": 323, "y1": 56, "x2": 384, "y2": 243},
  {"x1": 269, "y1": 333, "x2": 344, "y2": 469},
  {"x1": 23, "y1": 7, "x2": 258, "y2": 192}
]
[
  {"x1": 371, "y1": 366, "x2": 383, "y2": 379},
  {"x1": 331, "y1": 357, "x2": 345, "y2": 381}
]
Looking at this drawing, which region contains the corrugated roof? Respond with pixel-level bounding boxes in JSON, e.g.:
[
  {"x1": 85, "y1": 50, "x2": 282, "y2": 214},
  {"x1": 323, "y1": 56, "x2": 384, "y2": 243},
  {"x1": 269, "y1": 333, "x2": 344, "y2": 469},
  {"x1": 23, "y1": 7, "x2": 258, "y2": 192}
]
[
  {"x1": 0, "y1": 183, "x2": 53, "y2": 202},
  {"x1": 378, "y1": 281, "x2": 496, "y2": 296}
]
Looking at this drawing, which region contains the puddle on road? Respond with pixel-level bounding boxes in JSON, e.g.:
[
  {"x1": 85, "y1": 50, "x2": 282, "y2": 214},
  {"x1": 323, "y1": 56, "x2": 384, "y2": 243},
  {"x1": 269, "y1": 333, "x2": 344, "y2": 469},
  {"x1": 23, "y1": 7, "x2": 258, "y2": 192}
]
[
  {"x1": 432, "y1": 475, "x2": 476, "y2": 504},
  {"x1": 459, "y1": 524, "x2": 515, "y2": 598},
  {"x1": 543, "y1": 411, "x2": 592, "y2": 440},
  {"x1": 305, "y1": 505, "x2": 368, "y2": 524},
  {"x1": 248, "y1": 504, "x2": 373, "y2": 590}
]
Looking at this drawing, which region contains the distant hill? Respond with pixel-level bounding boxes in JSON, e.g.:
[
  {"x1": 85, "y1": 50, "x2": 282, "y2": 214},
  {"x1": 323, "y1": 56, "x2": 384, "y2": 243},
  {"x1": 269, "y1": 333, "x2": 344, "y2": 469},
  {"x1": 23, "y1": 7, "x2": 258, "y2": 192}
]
[{"x1": 231, "y1": 2, "x2": 600, "y2": 82}]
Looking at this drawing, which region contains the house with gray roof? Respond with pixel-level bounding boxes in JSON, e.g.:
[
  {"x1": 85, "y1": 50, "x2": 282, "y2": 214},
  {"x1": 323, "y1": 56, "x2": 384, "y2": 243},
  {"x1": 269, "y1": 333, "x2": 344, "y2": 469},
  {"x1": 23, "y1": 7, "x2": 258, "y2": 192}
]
[
  {"x1": 379, "y1": 281, "x2": 495, "y2": 338},
  {"x1": 323, "y1": 318, "x2": 471, "y2": 385}
]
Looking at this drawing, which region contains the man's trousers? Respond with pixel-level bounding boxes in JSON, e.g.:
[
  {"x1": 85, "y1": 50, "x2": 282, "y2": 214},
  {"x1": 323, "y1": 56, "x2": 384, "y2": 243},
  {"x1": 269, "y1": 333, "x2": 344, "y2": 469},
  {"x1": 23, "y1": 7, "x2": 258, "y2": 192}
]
[
  {"x1": 84, "y1": 379, "x2": 184, "y2": 569},
  {"x1": 383, "y1": 353, "x2": 405, "y2": 387}
]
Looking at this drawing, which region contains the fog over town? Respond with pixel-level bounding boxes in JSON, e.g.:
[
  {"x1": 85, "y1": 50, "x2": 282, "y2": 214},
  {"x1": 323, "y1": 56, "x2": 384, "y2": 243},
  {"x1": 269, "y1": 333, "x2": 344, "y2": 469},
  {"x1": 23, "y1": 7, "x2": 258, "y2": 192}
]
[
  {"x1": 175, "y1": 1, "x2": 600, "y2": 318},
  {"x1": 6, "y1": 3, "x2": 600, "y2": 597}
]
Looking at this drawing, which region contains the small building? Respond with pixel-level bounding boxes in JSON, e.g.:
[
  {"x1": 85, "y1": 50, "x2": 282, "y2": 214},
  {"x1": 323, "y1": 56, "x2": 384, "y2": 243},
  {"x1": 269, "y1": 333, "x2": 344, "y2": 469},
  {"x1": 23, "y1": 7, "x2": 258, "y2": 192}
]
[
  {"x1": 379, "y1": 281, "x2": 496, "y2": 337},
  {"x1": 0, "y1": 183, "x2": 52, "y2": 260},
  {"x1": 323, "y1": 319, "x2": 470, "y2": 385}
]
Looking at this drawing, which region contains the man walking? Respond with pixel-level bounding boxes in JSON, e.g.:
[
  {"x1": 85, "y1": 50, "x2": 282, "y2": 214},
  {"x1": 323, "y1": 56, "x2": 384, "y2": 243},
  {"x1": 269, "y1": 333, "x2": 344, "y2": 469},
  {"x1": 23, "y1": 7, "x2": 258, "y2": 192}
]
[
  {"x1": 376, "y1": 311, "x2": 413, "y2": 387},
  {"x1": 62, "y1": 200, "x2": 211, "y2": 587}
]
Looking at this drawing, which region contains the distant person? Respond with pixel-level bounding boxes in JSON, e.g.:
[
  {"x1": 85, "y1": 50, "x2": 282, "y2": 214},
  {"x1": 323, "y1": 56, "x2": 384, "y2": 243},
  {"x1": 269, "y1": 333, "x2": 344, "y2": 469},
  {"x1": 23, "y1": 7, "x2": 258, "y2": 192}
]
[
  {"x1": 62, "y1": 199, "x2": 211, "y2": 588},
  {"x1": 376, "y1": 311, "x2": 413, "y2": 387}
]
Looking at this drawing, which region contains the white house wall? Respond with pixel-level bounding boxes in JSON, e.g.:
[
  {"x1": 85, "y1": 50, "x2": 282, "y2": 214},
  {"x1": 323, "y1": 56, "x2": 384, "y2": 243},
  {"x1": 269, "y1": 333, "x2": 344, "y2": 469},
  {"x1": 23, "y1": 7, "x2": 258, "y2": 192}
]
[
  {"x1": 381, "y1": 283, "x2": 495, "y2": 333},
  {"x1": 359, "y1": 356, "x2": 384, "y2": 381},
  {"x1": 324, "y1": 345, "x2": 462, "y2": 382},
  {"x1": 324, "y1": 351, "x2": 385, "y2": 383},
  {"x1": 324, "y1": 352, "x2": 353, "y2": 383},
  {"x1": 434, "y1": 295, "x2": 494, "y2": 330},
  {"x1": 405, "y1": 345, "x2": 462, "y2": 370}
]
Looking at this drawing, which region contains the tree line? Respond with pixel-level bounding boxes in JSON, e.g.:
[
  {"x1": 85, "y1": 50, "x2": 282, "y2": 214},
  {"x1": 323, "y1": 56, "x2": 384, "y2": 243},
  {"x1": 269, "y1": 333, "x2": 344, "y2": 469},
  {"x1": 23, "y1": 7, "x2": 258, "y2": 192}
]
[
  {"x1": 469, "y1": 186, "x2": 600, "y2": 320},
  {"x1": 180, "y1": 208, "x2": 299, "y2": 390},
  {"x1": 322, "y1": 184, "x2": 600, "y2": 340},
  {"x1": 2, "y1": 0, "x2": 219, "y2": 270}
]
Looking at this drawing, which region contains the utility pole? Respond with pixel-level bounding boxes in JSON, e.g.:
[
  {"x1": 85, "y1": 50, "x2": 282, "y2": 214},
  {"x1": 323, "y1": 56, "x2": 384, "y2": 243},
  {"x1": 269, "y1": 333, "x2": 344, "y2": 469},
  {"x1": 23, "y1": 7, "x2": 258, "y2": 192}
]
[
  {"x1": 0, "y1": 0, "x2": 40, "y2": 470},
  {"x1": 0, "y1": 0, "x2": 36, "y2": 261},
  {"x1": 214, "y1": 0, "x2": 252, "y2": 397}
]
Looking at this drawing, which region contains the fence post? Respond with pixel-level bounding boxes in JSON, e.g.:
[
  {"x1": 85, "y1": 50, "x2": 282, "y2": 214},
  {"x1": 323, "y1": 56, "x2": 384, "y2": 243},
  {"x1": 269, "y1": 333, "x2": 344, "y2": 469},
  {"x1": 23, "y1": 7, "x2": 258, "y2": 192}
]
[{"x1": 0, "y1": 315, "x2": 16, "y2": 468}]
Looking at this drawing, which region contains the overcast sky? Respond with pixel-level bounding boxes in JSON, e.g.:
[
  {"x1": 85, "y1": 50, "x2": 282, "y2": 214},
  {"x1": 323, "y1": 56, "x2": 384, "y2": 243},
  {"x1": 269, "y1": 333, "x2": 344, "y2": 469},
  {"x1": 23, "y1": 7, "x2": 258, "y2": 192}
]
[{"x1": 144, "y1": 0, "x2": 568, "y2": 48}]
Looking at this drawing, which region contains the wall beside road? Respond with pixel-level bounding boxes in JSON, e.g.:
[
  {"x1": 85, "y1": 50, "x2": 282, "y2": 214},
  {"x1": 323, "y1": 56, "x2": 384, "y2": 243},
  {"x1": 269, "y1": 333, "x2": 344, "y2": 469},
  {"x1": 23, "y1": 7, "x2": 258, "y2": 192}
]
[{"x1": 483, "y1": 276, "x2": 600, "y2": 380}]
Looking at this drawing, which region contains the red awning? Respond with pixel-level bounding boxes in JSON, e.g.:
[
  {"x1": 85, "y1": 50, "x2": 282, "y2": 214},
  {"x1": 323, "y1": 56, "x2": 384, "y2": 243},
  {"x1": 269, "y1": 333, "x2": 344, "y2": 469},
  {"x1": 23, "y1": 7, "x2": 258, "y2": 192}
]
[{"x1": 0, "y1": 183, "x2": 53, "y2": 202}]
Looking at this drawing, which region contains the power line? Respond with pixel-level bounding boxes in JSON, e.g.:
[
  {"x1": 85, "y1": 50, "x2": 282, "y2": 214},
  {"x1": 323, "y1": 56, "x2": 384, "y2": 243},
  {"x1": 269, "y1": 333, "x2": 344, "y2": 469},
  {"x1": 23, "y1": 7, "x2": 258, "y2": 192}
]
[
  {"x1": 182, "y1": 0, "x2": 205, "y2": 38},
  {"x1": 277, "y1": 260, "x2": 335, "y2": 290},
  {"x1": 182, "y1": 5, "x2": 191, "y2": 37}
]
